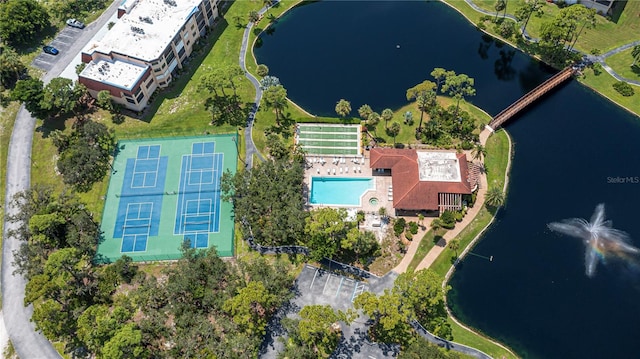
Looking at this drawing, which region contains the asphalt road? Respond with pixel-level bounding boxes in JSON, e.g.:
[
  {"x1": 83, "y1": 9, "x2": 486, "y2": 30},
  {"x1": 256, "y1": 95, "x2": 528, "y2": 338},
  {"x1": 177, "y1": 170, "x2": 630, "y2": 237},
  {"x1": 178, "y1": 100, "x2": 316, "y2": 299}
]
[{"x1": 1, "y1": 2, "x2": 121, "y2": 358}]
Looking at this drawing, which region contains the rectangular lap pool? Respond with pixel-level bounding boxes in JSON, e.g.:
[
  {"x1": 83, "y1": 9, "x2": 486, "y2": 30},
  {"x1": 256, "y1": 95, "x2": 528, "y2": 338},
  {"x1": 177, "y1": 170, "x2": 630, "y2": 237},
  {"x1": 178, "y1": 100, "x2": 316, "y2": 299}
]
[{"x1": 310, "y1": 177, "x2": 374, "y2": 206}]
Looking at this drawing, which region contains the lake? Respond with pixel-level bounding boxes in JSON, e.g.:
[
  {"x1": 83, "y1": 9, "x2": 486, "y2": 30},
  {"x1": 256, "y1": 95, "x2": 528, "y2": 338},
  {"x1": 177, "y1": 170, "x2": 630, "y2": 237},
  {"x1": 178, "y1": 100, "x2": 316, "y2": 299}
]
[{"x1": 255, "y1": 1, "x2": 640, "y2": 358}]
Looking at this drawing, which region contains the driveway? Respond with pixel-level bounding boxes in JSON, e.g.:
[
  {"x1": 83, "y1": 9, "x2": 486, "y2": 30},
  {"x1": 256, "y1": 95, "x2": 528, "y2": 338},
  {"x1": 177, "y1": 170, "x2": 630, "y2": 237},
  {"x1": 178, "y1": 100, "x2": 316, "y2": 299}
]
[{"x1": 2, "y1": 1, "x2": 121, "y2": 358}]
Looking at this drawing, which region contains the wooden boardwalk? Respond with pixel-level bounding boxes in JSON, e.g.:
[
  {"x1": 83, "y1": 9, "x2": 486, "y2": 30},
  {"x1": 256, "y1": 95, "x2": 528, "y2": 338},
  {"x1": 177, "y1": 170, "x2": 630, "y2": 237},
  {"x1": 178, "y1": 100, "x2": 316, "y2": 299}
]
[{"x1": 488, "y1": 66, "x2": 576, "y2": 130}]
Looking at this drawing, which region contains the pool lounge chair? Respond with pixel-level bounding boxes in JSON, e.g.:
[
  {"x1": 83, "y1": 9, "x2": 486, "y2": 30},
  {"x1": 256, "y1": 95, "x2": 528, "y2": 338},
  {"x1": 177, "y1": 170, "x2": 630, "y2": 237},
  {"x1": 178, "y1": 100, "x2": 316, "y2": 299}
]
[
  {"x1": 340, "y1": 167, "x2": 343, "y2": 174},
  {"x1": 357, "y1": 166, "x2": 361, "y2": 173},
  {"x1": 353, "y1": 166, "x2": 356, "y2": 173},
  {"x1": 333, "y1": 168, "x2": 336, "y2": 175},
  {"x1": 327, "y1": 168, "x2": 330, "y2": 175},
  {"x1": 345, "y1": 167, "x2": 349, "y2": 173},
  {"x1": 317, "y1": 168, "x2": 320, "y2": 174}
]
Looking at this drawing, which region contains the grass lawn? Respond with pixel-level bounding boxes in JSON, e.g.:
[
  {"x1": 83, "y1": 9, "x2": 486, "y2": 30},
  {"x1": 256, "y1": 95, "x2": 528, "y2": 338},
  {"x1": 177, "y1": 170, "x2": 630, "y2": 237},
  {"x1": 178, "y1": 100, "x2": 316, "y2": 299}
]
[
  {"x1": 464, "y1": 0, "x2": 640, "y2": 53},
  {"x1": 369, "y1": 96, "x2": 492, "y2": 147},
  {"x1": 0, "y1": 101, "x2": 20, "y2": 246},
  {"x1": 426, "y1": 130, "x2": 513, "y2": 358},
  {"x1": 605, "y1": 48, "x2": 640, "y2": 81},
  {"x1": 405, "y1": 229, "x2": 440, "y2": 273},
  {"x1": 578, "y1": 67, "x2": 640, "y2": 116}
]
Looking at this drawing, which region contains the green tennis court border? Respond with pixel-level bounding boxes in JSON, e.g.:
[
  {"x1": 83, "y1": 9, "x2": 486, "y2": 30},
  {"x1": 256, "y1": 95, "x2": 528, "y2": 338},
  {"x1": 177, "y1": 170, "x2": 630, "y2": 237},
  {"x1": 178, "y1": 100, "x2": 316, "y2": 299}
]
[
  {"x1": 296, "y1": 123, "x2": 361, "y2": 156},
  {"x1": 97, "y1": 134, "x2": 238, "y2": 263}
]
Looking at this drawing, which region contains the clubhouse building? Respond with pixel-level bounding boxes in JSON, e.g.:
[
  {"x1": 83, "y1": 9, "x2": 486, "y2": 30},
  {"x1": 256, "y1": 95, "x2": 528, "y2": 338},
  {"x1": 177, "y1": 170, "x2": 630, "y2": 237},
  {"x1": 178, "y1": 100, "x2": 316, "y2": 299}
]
[
  {"x1": 369, "y1": 148, "x2": 478, "y2": 215},
  {"x1": 78, "y1": 0, "x2": 221, "y2": 111}
]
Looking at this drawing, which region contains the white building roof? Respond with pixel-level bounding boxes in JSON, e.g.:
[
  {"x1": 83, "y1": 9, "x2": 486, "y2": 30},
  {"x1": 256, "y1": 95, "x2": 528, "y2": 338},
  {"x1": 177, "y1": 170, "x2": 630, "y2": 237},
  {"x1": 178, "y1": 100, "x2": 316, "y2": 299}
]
[
  {"x1": 81, "y1": 59, "x2": 148, "y2": 91},
  {"x1": 417, "y1": 151, "x2": 461, "y2": 182},
  {"x1": 85, "y1": 0, "x2": 201, "y2": 62}
]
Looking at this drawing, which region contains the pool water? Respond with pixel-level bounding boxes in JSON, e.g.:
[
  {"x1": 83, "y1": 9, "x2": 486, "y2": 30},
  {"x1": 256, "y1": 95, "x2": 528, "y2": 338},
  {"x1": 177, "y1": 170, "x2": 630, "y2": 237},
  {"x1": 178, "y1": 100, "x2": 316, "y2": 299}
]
[{"x1": 310, "y1": 177, "x2": 374, "y2": 206}]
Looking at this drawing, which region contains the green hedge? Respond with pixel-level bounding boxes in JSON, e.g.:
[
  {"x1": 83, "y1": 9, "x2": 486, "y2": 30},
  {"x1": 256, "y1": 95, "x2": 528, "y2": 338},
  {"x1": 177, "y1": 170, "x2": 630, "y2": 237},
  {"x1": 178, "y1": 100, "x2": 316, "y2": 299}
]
[{"x1": 296, "y1": 117, "x2": 362, "y2": 124}]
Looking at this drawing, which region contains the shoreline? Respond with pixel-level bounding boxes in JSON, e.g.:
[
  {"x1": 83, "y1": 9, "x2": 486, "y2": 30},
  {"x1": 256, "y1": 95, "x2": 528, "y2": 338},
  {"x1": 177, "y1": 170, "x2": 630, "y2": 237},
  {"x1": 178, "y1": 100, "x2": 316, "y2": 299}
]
[
  {"x1": 439, "y1": 0, "x2": 640, "y2": 120},
  {"x1": 251, "y1": 2, "x2": 519, "y2": 356}
]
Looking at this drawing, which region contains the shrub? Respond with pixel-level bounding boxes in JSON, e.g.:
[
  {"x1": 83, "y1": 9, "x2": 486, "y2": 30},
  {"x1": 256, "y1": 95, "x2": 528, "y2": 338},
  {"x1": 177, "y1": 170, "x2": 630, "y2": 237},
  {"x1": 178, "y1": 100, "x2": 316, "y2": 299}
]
[
  {"x1": 592, "y1": 62, "x2": 603, "y2": 76},
  {"x1": 405, "y1": 232, "x2": 413, "y2": 241},
  {"x1": 440, "y1": 211, "x2": 456, "y2": 229},
  {"x1": 476, "y1": 21, "x2": 487, "y2": 30},
  {"x1": 394, "y1": 218, "x2": 407, "y2": 237},
  {"x1": 454, "y1": 211, "x2": 464, "y2": 222},
  {"x1": 613, "y1": 81, "x2": 635, "y2": 97},
  {"x1": 496, "y1": 21, "x2": 515, "y2": 39},
  {"x1": 408, "y1": 221, "x2": 419, "y2": 235},
  {"x1": 430, "y1": 218, "x2": 442, "y2": 230}
]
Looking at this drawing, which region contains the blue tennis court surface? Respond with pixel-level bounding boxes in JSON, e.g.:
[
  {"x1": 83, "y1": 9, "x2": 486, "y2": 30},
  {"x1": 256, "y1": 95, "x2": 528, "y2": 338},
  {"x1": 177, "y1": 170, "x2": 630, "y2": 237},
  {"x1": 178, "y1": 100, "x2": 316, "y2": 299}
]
[
  {"x1": 114, "y1": 145, "x2": 167, "y2": 253},
  {"x1": 174, "y1": 142, "x2": 224, "y2": 248}
]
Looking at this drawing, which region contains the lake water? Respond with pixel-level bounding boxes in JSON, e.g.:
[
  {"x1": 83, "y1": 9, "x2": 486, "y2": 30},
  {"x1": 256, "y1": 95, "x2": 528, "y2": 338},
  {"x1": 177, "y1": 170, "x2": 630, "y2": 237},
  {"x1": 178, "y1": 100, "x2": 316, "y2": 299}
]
[{"x1": 255, "y1": 1, "x2": 640, "y2": 358}]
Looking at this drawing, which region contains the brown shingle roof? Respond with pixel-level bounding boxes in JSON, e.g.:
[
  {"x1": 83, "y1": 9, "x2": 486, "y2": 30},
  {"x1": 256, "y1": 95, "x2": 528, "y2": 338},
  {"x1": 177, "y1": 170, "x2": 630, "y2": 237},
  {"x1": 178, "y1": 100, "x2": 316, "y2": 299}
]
[{"x1": 370, "y1": 148, "x2": 473, "y2": 211}]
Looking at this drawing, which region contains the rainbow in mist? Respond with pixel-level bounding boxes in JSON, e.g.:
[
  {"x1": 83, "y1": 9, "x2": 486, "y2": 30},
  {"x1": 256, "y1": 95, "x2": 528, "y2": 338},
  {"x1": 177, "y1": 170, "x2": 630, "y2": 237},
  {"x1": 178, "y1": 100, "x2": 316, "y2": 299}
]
[{"x1": 548, "y1": 204, "x2": 639, "y2": 278}]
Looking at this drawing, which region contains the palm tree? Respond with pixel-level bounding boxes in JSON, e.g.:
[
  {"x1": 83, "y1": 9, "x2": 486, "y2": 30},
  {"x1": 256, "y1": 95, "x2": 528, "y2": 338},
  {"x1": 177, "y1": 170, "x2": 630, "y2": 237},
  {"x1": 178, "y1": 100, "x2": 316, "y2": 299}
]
[
  {"x1": 387, "y1": 122, "x2": 401, "y2": 144},
  {"x1": 367, "y1": 112, "x2": 380, "y2": 136},
  {"x1": 263, "y1": 85, "x2": 288, "y2": 125},
  {"x1": 472, "y1": 143, "x2": 487, "y2": 162},
  {"x1": 358, "y1": 104, "x2": 373, "y2": 121},
  {"x1": 356, "y1": 210, "x2": 365, "y2": 229},
  {"x1": 335, "y1": 99, "x2": 351, "y2": 119},
  {"x1": 418, "y1": 213, "x2": 425, "y2": 228},
  {"x1": 485, "y1": 187, "x2": 505, "y2": 208},
  {"x1": 381, "y1": 108, "x2": 394, "y2": 128},
  {"x1": 494, "y1": 0, "x2": 506, "y2": 20},
  {"x1": 631, "y1": 45, "x2": 640, "y2": 66},
  {"x1": 416, "y1": 90, "x2": 436, "y2": 132},
  {"x1": 448, "y1": 239, "x2": 461, "y2": 258}
]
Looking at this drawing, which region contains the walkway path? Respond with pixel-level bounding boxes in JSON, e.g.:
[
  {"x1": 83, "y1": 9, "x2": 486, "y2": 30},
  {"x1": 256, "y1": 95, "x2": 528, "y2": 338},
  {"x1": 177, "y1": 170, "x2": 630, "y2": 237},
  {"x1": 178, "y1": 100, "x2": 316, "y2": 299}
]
[
  {"x1": 456, "y1": 0, "x2": 640, "y2": 86},
  {"x1": 239, "y1": 2, "x2": 274, "y2": 168},
  {"x1": 1, "y1": 1, "x2": 121, "y2": 358},
  {"x1": 414, "y1": 129, "x2": 490, "y2": 271}
]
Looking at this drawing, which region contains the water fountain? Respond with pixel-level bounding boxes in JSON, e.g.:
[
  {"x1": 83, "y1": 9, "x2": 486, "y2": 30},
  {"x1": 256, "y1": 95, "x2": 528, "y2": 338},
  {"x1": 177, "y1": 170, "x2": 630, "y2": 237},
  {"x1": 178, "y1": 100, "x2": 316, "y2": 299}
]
[{"x1": 548, "y1": 204, "x2": 639, "y2": 278}]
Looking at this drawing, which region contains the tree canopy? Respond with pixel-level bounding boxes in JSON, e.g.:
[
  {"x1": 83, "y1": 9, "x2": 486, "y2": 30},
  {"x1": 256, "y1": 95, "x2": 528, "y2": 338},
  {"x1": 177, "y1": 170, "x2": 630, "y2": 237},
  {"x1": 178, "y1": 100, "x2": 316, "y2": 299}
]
[
  {"x1": 52, "y1": 120, "x2": 117, "y2": 192},
  {"x1": 0, "y1": 0, "x2": 50, "y2": 46}
]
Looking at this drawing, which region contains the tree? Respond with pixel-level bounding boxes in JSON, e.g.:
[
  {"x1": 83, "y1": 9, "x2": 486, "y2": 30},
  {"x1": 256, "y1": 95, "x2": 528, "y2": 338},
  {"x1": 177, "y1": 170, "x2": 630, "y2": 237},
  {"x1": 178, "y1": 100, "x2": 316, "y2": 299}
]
[
  {"x1": 367, "y1": 112, "x2": 380, "y2": 135},
  {"x1": 631, "y1": 45, "x2": 640, "y2": 66},
  {"x1": 431, "y1": 68, "x2": 453, "y2": 94},
  {"x1": 259, "y1": 75, "x2": 280, "y2": 90},
  {"x1": 248, "y1": 10, "x2": 260, "y2": 24},
  {"x1": 97, "y1": 90, "x2": 114, "y2": 111},
  {"x1": 394, "y1": 269, "x2": 451, "y2": 339},
  {"x1": 263, "y1": 85, "x2": 288, "y2": 124},
  {"x1": 204, "y1": 94, "x2": 250, "y2": 127},
  {"x1": 494, "y1": 0, "x2": 506, "y2": 20},
  {"x1": 514, "y1": 0, "x2": 543, "y2": 35},
  {"x1": 403, "y1": 111, "x2": 414, "y2": 125},
  {"x1": 102, "y1": 323, "x2": 149, "y2": 359},
  {"x1": 341, "y1": 228, "x2": 379, "y2": 263},
  {"x1": 305, "y1": 207, "x2": 348, "y2": 260},
  {"x1": 0, "y1": 45, "x2": 24, "y2": 88},
  {"x1": 356, "y1": 210, "x2": 366, "y2": 228},
  {"x1": 485, "y1": 187, "x2": 505, "y2": 208},
  {"x1": 381, "y1": 108, "x2": 394, "y2": 128},
  {"x1": 266, "y1": 133, "x2": 289, "y2": 160},
  {"x1": 448, "y1": 238, "x2": 461, "y2": 258},
  {"x1": 416, "y1": 90, "x2": 436, "y2": 131},
  {"x1": 0, "y1": 0, "x2": 50, "y2": 46},
  {"x1": 406, "y1": 80, "x2": 436, "y2": 101},
  {"x1": 335, "y1": 98, "x2": 351, "y2": 119},
  {"x1": 256, "y1": 64, "x2": 269, "y2": 77},
  {"x1": 471, "y1": 143, "x2": 486, "y2": 162},
  {"x1": 40, "y1": 77, "x2": 82, "y2": 117},
  {"x1": 221, "y1": 158, "x2": 307, "y2": 247},
  {"x1": 418, "y1": 214, "x2": 425, "y2": 227},
  {"x1": 441, "y1": 73, "x2": 475, "y2": 116},
  {"x1": 11, "y1": 77, "x2": 45, "y2": 117},
  {"x1": 223, "y1": 281, "x2": 277, "y2": 335},
  {"x1": 55, "y1": 120, "x2": 117, "y2": 192},
  {"x1": 358, "y1": 104, "x2": 373, "y2": 121},
  {"x1": 354, "y1": 290, "x2": 415, "y2": 346},
  {"x1": 298, "y1": 305, "x2": 342, "y2": 357},
  {"x1": 386, "y1": 121, "x2": 401, "y2": 144},
  {"x1": 77, "y1": 305, "x2": 132, "y2": 355}
]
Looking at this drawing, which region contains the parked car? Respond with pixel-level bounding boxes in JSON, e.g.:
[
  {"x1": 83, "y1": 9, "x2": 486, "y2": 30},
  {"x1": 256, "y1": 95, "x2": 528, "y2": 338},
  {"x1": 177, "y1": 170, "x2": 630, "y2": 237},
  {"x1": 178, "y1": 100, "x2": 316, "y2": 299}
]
[
  {"x1": 43, "y1": 46, "x2": 59, "y2": 55},
  {"x1": 66, "y1": 18, "x2": 85, "y2": 29}
]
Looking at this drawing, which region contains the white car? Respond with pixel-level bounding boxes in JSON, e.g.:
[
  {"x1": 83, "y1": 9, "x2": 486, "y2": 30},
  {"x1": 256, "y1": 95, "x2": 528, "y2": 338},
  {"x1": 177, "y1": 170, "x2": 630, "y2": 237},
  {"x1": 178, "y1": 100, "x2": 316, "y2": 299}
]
[{"x1": 66, "y1": 19, "x2": 85, "y2": 29}]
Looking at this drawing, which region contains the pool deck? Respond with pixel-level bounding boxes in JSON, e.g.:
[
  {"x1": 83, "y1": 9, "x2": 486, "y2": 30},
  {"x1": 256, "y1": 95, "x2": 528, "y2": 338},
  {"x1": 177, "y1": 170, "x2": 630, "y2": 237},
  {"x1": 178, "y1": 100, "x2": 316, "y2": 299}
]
[{"x1": 304, "y1": 155, "x2": 394, "y2": 215}]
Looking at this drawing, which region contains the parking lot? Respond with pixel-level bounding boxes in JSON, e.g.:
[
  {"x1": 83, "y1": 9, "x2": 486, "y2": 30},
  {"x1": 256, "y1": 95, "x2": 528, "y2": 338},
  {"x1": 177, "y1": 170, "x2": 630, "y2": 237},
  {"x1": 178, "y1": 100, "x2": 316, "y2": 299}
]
[
  {"x1": 32, "y1": 26, "x2": 84, "y2": 72},
  {"x1": 260, "y1": 265, "x2": 399, "y2": 359},
  {"x1": 298, "y1": 265, "x2": 369, "y2": 311}
]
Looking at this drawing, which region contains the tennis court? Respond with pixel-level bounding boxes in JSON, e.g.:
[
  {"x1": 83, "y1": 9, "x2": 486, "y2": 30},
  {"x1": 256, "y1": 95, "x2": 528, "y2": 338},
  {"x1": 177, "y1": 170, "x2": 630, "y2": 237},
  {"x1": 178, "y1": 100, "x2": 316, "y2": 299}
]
[
  {"x1": 98, "y1": 135, "x2": 237, "y2": 262},
  {"x1": 296, "y1": 124, "x2": 361, "y2": 156}
]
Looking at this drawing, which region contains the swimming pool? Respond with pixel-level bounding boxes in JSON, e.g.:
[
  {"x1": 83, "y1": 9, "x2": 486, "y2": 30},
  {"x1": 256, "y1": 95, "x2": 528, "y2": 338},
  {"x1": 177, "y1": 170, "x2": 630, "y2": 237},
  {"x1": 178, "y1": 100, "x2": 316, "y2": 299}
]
[{"x1": 310, "y1": 177, "x2": 374, "y2": 206}]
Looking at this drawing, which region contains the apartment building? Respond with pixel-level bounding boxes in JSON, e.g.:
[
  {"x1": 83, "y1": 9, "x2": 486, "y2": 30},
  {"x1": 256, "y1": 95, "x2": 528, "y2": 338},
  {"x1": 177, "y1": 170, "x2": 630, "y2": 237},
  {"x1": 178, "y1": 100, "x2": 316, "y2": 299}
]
[{"x1": 79, "y1": 0, "x2": 221, "y2": 111}]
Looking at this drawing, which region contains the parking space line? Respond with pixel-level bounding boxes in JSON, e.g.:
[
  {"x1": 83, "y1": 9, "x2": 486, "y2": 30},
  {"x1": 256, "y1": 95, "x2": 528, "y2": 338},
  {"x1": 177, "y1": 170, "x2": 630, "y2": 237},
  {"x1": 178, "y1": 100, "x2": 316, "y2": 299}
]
[
  {"x1": 33, "y1": 59, "x2": 52, "y2": 65},
  {"x1": 58, "y1": 33, "x2": 74, "y2": 38},
  {"x1": 310, "y1": 268, "x2": 319, "y2": 289},
  {"x1": 52, "y1": 41, "x2": 71, "y2": 46},
  {"x1": 322, "y1": 274, "x2": 332, "y2": 295},
  {"x1": 335, "y1": 277, "x2": 344, "y2": 297}
]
